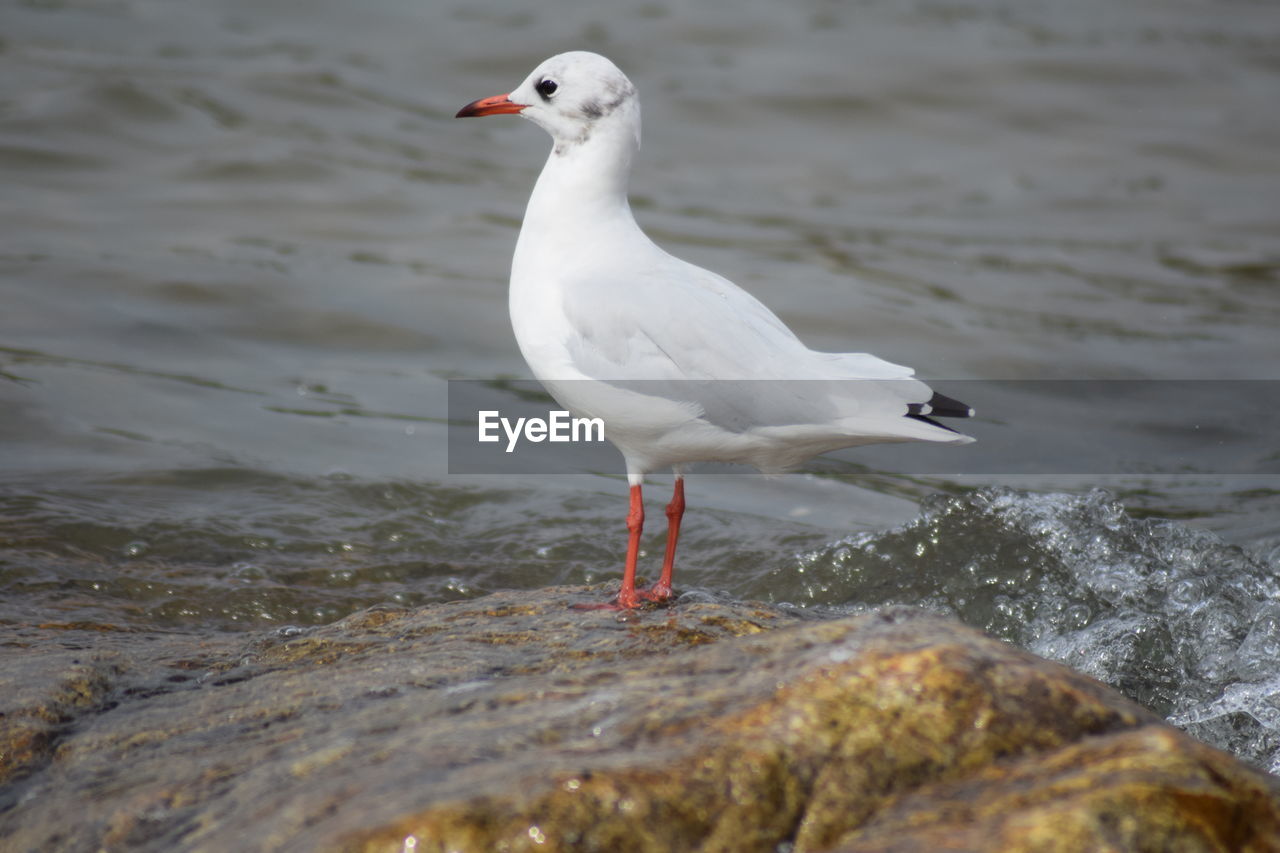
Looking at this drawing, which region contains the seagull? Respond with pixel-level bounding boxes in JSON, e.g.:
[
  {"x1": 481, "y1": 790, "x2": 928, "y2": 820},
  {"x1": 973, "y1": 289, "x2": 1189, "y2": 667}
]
[{"x1": 457, "y1": 51, "x2": 973, "y2": 610}]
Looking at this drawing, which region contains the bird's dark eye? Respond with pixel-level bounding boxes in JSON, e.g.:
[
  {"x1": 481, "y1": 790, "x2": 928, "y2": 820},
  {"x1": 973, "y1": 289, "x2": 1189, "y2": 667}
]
[{"x1": 536, "y1": 79, "x2": 558, "y2": 99}]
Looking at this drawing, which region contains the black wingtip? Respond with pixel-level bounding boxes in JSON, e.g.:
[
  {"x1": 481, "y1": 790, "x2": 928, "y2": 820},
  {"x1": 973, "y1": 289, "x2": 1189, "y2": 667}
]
[
  {"x1": 923, "y1": 391, "x2": 974, "y2": 419},
  {"x1": 906, "y1": 391, "x2": 974, "y2": 430}
]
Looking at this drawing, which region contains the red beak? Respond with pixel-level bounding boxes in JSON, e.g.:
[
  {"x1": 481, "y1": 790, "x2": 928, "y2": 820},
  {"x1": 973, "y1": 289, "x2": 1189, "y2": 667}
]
[{"x1": 455, "y1": 93, "x2": 525, "y2": 118}]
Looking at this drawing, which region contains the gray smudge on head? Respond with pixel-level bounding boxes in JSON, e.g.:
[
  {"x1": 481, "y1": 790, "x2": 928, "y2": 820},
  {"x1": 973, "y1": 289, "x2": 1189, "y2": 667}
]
[
  {"x1": 580, "y1": 77, "x2": 634, "y2": 121},
  {"x1": 554, "y1": 77, "x2": 636, "y2": 156}
]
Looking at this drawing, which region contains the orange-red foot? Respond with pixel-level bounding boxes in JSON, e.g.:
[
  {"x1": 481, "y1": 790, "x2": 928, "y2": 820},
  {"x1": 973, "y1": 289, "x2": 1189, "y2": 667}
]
[{"x1": 639, "y1": 583, "x2": 674, "y2": 603}]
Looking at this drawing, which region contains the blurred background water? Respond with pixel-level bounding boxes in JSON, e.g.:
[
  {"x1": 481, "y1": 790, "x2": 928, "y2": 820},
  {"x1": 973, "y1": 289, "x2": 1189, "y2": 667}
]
[{"x1": 1, "y1": 0, "x2": 1278, "y2": 770}]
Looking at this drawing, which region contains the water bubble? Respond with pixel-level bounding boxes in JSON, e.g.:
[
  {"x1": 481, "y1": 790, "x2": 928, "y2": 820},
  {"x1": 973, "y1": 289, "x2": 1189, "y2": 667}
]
[
  {"x1": 231, "y1": 562, "x2": 265, "y2": 582},
  {"x1": 123, "y1": 540, "x2": 149, "y2": 558},
  {"x1": 1065, "y1": 603, "x2": 1092, "y2": 629}
]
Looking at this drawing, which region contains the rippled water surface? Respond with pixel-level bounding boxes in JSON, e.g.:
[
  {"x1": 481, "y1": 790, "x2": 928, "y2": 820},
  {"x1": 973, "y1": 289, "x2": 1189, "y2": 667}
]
[{"x1": 2, "y1": 0, "x2": 1279, "y2": 770}]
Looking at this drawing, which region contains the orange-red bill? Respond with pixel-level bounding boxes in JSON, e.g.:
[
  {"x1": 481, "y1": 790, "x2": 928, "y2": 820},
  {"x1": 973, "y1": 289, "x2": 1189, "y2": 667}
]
[{"x1": 455, "y1": 93, "x2": 525, "y2": 118}]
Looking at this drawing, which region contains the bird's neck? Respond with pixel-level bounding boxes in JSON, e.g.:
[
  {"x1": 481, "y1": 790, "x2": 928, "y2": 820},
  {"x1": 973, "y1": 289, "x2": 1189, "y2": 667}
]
[{"x1": 523, "y1": 125, "x2": 639, "y2": 240}]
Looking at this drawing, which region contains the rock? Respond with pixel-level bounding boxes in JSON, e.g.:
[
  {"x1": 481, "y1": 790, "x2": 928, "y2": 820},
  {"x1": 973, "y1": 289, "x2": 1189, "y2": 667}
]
[
  {"x1": 828, "y1": 727, "x2": 1280, "y2": 852},
  {"x1": 0, "y1": 585, "x2": 1276, "y2": 852}
]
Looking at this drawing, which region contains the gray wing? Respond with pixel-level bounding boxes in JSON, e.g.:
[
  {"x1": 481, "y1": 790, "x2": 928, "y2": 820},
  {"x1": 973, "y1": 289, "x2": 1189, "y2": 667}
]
[{"x1": 557, "y1": 253, "x2": 935, "y2": 435}]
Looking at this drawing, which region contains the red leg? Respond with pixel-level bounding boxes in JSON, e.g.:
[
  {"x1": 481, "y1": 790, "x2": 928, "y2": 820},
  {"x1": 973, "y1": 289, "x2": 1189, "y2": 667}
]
[
  {"x1": 642, "y1": 477, "x2": 684, "y2": 602},
  {"x1": 617, "y1": 483, "x2": 645, "y2": 608},
  {"x1": 575, "y1": 483, "x2": 645, "y2": 610}
]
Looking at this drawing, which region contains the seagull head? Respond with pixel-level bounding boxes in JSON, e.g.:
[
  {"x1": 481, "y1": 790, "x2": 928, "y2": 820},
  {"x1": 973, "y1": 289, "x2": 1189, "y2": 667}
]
[{"x1": 456, "y1": 51, "x2": 641, "y2": 154}]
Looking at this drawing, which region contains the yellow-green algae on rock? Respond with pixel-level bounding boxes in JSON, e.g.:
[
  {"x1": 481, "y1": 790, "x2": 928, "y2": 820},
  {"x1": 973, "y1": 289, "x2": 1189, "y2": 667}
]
[
  {"x1": 353, "y1": 602, "x2": 1279, "y2": 853},
  {"x1": 0, "y1": 586, "x2": 1276, "y2": 852}
]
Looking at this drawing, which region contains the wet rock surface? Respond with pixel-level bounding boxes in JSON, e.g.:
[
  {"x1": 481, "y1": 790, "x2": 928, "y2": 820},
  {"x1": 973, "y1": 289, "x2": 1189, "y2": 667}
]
[{"x1": 1, "y1": 586, "x2": 1277, "y2": 852}]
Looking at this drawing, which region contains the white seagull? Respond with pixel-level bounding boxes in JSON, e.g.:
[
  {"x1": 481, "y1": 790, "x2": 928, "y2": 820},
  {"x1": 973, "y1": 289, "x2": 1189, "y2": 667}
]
[{"x1": 457, "y1": 51, "x2": 973, "y2": 610}]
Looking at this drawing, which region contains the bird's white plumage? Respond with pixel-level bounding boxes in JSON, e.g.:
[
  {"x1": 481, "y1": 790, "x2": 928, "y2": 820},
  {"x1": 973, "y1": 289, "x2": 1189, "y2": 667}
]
[{"x1": 497, "y1": 51, "x2": 972, "y2": 478}]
